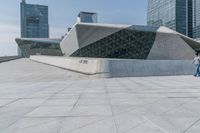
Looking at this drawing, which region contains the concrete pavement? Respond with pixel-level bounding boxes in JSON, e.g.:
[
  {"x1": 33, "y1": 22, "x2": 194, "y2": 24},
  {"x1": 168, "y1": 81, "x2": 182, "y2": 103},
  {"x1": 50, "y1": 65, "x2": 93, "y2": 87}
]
[{"x1": 0, "y1": 59, "x2": 200, "y2": 133}]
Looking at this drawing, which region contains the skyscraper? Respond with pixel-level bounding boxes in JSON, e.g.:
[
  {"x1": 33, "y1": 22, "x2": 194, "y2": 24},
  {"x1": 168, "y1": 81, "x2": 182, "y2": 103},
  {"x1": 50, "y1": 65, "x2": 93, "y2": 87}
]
[
  {"x1": 193, "y1": 0, "x2": 200, "y2": 39},
  {"x1": 20, "y1": 0, "x2": 49, "y2": 38},
  {"x1": 147, "y1": 0, "x2": 193, "y2": 38},
  {"x1": 77, "y1": 12, "x2": 98, "y2": 23}
]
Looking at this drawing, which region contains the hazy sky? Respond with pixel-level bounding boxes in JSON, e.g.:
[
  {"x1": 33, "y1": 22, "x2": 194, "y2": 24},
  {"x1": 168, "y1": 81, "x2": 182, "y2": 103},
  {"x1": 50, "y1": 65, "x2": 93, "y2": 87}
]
[{"x1": 0, "y1": 0, "x2": 148, "y2": 56}]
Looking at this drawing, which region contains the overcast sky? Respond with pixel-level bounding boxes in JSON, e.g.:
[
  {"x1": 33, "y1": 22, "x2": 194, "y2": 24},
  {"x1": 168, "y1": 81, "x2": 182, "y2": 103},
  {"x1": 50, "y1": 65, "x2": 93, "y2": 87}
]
[{"x1": 0, "y1": 0, "x2": 147, "y2": 56}]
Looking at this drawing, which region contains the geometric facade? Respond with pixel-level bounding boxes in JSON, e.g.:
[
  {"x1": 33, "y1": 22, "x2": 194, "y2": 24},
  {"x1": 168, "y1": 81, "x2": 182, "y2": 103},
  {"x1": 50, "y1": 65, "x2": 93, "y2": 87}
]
[
  {"x1": 60, "y1": 23, "x2": 200, "y2": 60},
  {"x1": 71, "y1": 26, "x2": 157, "y2": 59}
]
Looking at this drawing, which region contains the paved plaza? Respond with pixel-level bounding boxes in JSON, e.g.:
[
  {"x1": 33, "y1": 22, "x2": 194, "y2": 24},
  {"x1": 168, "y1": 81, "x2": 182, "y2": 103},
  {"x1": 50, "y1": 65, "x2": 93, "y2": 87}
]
[{"x1": 1, "y1": 59, "x2": 200, "y2": 133}]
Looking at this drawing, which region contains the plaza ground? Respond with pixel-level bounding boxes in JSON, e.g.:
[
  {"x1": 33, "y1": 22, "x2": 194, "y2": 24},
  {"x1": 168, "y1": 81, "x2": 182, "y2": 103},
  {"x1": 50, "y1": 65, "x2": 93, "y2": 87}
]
[{"x1": 0, "y1": 59, "x2": 200, "y2": 133}]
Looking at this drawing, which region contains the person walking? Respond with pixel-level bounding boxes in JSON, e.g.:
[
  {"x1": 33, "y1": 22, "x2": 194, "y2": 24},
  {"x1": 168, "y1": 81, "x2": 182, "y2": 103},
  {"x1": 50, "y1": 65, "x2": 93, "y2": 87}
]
[{"x1": 193, "y1": 52, "x2": 200, "y2": 77}]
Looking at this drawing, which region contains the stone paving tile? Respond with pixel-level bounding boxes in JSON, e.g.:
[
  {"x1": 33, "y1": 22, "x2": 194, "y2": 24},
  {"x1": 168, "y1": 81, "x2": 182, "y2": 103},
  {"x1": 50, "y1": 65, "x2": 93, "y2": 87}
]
[
  {"x1": 59, "y1": 116, "x2": 105, "y2": 133},
  {"x1": 0, "y1": 99, "x2": 17, "y2": 107},
  {"x1": 76, "y1": 98, "x2": 110, "y2": 106},
  {"x1": 7, "y1": 99, "x2": 47, "y2": 107},
  {"x1": 2, "y1": 118, "x2": 63, "y2": 133},
  {"x1": 124, "y1": 120, "x2": 168, "y2": 133},
  {"x1": 80, "y1": 93, "x2": 108, "y2": 99},
  {"x1": 69, "y1": 105, "x2": 113, "y2": 117},
  {"x1": 51, "y1": 93, "x2": 80, "y2": 99},
  {"x1": 25, "y1": 106, "x2": 73, "y2": 117},
  {"x1": 42, "y1": 99, "x2": 77, "y2": 106},
  {"x1": 61, "y1": 118, "x2": 117, "y2": 133},
  {"x1": 0, "y1": 106, "x2": 34, "y2": 131},
  {"x1": 185, "y1": 120, "x2": 200, "y2": 133},
  {"x1": 114, "y1": 112, "x2": 148, "y2": 133}
]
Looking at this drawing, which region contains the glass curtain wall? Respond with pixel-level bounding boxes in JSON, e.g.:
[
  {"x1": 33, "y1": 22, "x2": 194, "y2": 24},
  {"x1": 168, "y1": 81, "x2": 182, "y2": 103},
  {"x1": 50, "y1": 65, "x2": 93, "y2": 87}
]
[{"x1": 147, "y1": 0, "x2": 176, "y2": 31}]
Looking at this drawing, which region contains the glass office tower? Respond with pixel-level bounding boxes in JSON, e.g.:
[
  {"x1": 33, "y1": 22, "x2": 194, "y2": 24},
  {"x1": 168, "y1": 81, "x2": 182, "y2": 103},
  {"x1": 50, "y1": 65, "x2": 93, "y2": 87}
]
[
  {"x1": 20, "y1": 0, "x2": 49, "y2": 38},
  {"x1": 193, "y1": 0, "x2": 200, "y2": 39},
  {"x1": 147, "y1": 0, "x2": 193, "y2": 38}
]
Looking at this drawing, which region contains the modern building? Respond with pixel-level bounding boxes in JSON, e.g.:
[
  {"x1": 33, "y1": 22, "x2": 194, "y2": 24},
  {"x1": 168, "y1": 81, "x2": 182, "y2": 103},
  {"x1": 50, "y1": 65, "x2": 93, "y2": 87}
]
[
  {"x1": 60, "y1": 23, "x2": 200, "y2": 60},
  {"x1": 77, "y1": 12, "x2": 98, "y2": 23},
  {"x1": 20, "y1": 0, "x2": 49, "y2": 38},
  {"x1": 147, "y1": 0, "x2": 193, "y2": 38},
  {"x1": 15, "y1": 38, "x2": 62, "y2": 58},
  {"x1": 27, "y1": 23, "x2": 200, "y2": 77}
]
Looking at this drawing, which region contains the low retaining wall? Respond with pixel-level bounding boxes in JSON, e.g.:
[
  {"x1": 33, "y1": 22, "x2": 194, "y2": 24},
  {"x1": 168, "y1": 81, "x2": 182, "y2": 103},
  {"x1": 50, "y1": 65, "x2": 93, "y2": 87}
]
[
  {"x1": 30, "y1": 55, "x2": 194, "y2": 78},
  {"x1": 0, "y1": 56, "x2": 21, "y2": 63},
  {"x1": 30, "y1": 56, "x2": 110, "y2": 78},
  {"x1": 109, "y1": 59, "x2": 194, "y2": 77}
]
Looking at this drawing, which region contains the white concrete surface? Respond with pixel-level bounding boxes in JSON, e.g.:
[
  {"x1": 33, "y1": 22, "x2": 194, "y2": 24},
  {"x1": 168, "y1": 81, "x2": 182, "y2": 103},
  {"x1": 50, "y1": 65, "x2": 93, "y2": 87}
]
[
  {"x1": 30, "y1": 55, "x2": 195, "y2": 78},
  {"x1": 60, "y1": 25, "x2": 79, "y2": 56},
  {"x1": 1, "y1": 59, "x2": 200, "y2": 133},
  {"x1": 147, "y1": 28, "x2": 195, "y2": 60}
]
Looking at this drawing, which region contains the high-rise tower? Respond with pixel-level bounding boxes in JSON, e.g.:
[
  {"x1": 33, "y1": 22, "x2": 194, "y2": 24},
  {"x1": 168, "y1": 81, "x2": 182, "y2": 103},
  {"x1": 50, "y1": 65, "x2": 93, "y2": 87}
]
[
  {"x1": 147, "y1": 0, "x2": 193, "y2": 38},
  {"x1": 20, "y1": 0, "x2": 49, "y2": 38}
]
